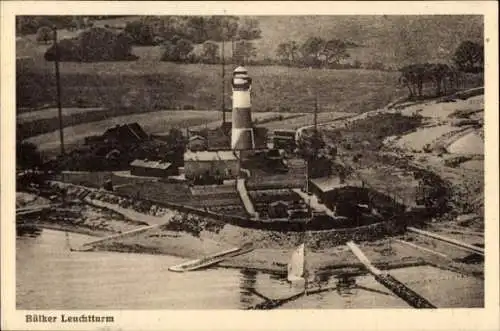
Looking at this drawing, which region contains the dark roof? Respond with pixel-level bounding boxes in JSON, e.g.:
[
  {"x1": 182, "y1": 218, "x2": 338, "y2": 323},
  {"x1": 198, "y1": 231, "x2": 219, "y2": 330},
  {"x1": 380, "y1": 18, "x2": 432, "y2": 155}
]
[
  {"x1": 207, "y1": 127, "x2": 230, "y2": 150},
  {"x1": 103, "y1": 123, "x2": 148, "y2": 142}
]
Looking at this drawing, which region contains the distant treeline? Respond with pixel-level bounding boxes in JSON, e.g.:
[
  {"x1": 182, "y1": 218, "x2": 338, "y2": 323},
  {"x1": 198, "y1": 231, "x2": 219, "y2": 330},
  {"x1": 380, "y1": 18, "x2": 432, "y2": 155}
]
[
  {"x1": 17, "y1": 16, "x2": 96, "y2": 35},
  {"x1": 398, "y1": 41, "x2": 484, "y2": 98},
  {"x1": 44, "y1": 27, "x2": 137, "y2": 62}
]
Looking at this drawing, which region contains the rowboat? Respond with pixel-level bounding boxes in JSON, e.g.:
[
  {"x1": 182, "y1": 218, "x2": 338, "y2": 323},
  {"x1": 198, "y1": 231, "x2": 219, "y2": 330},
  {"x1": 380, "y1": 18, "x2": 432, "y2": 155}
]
[{"x1": 168, "y1": 243, "x2": 254, "y2": 272}]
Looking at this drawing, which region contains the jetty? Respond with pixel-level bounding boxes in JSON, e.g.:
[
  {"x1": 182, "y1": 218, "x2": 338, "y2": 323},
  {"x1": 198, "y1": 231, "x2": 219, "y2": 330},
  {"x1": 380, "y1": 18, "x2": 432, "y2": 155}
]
[
  {"x1": 74, "y1": 224, "x2": 162, "y2": 251},
  {"x1": 346, "y1": 241, "x2": 436, "y2": 309},
  {"x1": 407, "y1": 226, "x2": 484, "y2": 256},
  {"x1": 168, "y1": 243, "x2": 254, "y2": 272}
]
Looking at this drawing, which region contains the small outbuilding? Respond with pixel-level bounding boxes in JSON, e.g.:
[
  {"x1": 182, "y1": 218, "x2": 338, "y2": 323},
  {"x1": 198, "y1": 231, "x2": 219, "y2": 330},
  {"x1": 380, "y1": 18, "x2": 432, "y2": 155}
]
[
  {"x1": 183, "y1": 150, "x2": 240, "y2": 181},
  {"x1": 130, "y1": 159, "x2": 176, "y2": 178}
]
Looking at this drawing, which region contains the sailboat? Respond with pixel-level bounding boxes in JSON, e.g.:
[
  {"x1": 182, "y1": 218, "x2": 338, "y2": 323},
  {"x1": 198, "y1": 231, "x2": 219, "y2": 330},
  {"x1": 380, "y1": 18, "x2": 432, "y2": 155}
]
[
  {"x1": 287, "y1": 243, "x2": 305, "y2": 283},
  {"x1": 287, "y1": 240, "x2": 309, "y2": 294}
]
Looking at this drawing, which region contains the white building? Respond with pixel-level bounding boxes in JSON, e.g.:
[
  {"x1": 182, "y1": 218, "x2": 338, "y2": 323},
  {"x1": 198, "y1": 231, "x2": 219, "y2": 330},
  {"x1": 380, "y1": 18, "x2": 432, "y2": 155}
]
[{"x1": 183, "y1": 151, "x2": 239, "y2": 180}]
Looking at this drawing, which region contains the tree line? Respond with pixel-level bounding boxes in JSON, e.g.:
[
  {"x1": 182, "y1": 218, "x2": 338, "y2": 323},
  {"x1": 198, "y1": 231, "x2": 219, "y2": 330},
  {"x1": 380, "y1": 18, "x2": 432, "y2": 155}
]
[
  {"x1": 44, "y1": 27, "x2": 137, "y2": 62},
  {"x1": 125, "y1": 16, "x2": 262, "y2": 64},
  {"x1": 38, "y1": 16, "x2": 263, "y2": 64},
  {"x1": 275, "y1": 37, "x2": 356, "y2": 69},
  {"x1": 398, "y1": 41, "x2": 483, "y2": 98}
]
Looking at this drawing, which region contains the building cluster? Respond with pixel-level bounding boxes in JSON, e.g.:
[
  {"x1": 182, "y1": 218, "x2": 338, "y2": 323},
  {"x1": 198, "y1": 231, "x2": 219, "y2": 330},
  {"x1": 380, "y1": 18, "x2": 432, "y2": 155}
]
[
  {"x1": 88, "y1": 67, "x2": 317, "y2": 188},
  {"x1": 180, "y1": 66, "x2": 284, "y2": 184}
]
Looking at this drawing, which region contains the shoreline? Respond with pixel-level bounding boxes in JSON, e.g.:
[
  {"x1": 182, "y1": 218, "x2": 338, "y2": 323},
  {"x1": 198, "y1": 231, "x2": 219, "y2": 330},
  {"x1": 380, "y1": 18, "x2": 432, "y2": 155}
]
[
  {"x1": 20, "y1": 222, "x2": 430, "y2": 277},
  {"x1": 16, "y1": 179, "x2": 484, "y2": 279}
]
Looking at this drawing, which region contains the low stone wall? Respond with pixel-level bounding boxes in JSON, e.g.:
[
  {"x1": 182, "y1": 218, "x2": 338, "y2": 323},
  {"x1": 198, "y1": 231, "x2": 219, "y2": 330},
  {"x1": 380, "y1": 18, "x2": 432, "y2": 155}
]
[{"x1": 49, "y1": 181, "x2": 393, "y2": 243}]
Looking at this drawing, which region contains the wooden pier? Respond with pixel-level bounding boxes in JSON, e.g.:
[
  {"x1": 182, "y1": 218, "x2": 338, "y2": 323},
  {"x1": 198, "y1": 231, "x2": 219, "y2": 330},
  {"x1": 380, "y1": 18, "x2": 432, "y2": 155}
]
[
  {"x1": 346, "y1": 241, "x2": 436, "y2": 309},
  {"x1": 77, "y1": 224, "x2": 162, "y2": 250},
  {"x1": 407, "y1": 227, "x2": 484, "y2": 256}
]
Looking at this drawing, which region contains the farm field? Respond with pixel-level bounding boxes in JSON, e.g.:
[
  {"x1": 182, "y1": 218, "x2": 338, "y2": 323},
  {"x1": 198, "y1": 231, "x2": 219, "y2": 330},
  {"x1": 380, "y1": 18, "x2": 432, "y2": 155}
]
[
  {"x1": 18, "y1": 59, "x2": 406, "y2": 114},
  {"x1": 17, "y1": 29, "x2": 408, "y2": 113}
]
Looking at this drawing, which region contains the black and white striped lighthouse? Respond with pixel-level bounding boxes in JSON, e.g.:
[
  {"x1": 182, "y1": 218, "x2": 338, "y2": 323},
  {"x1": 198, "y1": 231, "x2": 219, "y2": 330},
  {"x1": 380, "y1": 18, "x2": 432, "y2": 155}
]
[{"x1": 231, "y1": 66, "x2": 254, "y2": 150}]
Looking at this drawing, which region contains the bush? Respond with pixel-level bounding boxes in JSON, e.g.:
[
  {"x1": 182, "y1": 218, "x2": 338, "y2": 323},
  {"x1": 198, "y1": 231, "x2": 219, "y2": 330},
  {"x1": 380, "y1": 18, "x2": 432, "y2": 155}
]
[
  {"x1": 44, "y1": 38, "x2": 82, "y2": 61},
  {"x1": 36, "y1": 26, "x2": 53, "y2": 44},
  {"x1": 124, "y1": 20, "x2": 155, "y2": 45},
  {"x1": 17, "y1": 141, "x2": 43, "y2": 169},
  {"x1": 160, "y1": 38, "x2": 194, "y2": 62}
]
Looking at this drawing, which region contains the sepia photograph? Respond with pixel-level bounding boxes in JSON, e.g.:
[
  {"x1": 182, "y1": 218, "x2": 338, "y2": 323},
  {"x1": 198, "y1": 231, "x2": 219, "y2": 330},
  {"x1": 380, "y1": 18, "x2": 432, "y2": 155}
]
[{"x1": 2, "y1": 1, "x2": 499, "y2": 330}]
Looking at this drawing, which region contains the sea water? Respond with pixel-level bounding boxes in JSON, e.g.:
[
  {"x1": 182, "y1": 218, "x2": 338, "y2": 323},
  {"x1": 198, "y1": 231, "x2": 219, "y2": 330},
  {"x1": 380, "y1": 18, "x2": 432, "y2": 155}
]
[{"x1": 16, "y1": 229, "x2": 483, "y2": 309}]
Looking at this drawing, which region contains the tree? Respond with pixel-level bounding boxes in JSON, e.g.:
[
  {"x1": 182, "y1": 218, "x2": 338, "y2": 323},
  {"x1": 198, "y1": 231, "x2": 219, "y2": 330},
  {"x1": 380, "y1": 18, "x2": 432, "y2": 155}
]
[
  {"x1": 185, "y1": 16, "x2": 208, "y2": 43},
  {"x1": 201, "y1": 41, "x2": 219, "y2": 64},
  {"x1": 323, "y1": 39, "x2": 350, "y2": 65},
  {"x1": 237, "y1": 18, "x2": 261, "y2": 40},
  {"x1": 36, "y1": 26, "x2": 53, "y2": 44},
  {"x1": 17, "y1": 141, "x2": 43, "y2": 169},
  {"x1": 300, "y1": 37, "x2": 325, "y2": 68},
  {"x1": 113, "y1": 32, "x2": 135, "y2": 60},
  {"x1": 453, "y1": 40, "x2": 484, "y2": 72},
  {"x1": 44, "y1": 38, "x2": 82, "y2": 61},
  {"x1": 44, "y1": 28, "x2": 136, "y2": 62},
  {"x1": 125, "y1": 20, "x2": 155, "y2": 45},
  {"x1": 276, "y1": 40, "x2": 299, "y2": 65},
  {"x1": 175, "y1": 38, "x2": 194, "y2": 61},
  {"x1": 233, "y1": 40, "x2": 257, "y2": 64},
  {"x1": 160, "y1": 38, "x2": 193, "y2": 62}
]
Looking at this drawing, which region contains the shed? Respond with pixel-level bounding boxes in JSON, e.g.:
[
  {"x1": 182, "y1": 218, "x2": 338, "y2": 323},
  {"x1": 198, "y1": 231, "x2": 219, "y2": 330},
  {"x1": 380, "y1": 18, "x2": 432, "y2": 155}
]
[{"x1": 309, "y1": 176, "x2": 364, "y2": 209}]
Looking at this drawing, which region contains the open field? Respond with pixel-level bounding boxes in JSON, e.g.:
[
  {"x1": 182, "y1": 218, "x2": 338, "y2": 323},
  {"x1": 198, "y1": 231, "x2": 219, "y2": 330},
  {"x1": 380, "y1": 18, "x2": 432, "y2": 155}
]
[{"x1": 17, "y1": 25, "x2": 408, "y2": 112}]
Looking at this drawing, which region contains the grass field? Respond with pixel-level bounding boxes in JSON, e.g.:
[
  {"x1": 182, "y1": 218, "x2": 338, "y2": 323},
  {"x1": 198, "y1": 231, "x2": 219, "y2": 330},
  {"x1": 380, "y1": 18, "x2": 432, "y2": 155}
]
[
  {"x1": 17, "y1": 24, "x2": 407, "y2": 112},
  {"x1": 18, "y1": 56, "x2": 406, "y2": 114}
]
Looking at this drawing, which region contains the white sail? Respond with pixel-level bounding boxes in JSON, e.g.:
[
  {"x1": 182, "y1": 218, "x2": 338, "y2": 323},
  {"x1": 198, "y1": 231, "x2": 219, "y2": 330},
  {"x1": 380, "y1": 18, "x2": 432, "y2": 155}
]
[{"x1": 287, "y1": 243, "x2": 305, "y2": 282}]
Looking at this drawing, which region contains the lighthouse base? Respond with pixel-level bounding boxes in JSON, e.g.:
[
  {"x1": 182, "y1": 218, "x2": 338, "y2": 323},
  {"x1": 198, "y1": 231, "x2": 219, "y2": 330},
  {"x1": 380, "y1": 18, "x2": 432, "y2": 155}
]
[{"x1": 231, "y1": 128, "x2": 254, "y2": 150}]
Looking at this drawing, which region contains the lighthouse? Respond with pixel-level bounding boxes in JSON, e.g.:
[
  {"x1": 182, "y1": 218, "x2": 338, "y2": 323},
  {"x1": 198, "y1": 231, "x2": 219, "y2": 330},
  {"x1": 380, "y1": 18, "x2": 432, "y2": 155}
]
[{"x1": 231, "y1": 66, "x2": 254, "y2": 150}]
